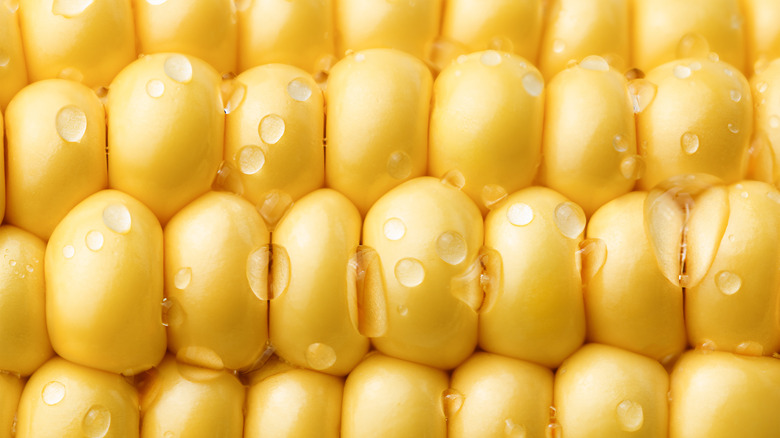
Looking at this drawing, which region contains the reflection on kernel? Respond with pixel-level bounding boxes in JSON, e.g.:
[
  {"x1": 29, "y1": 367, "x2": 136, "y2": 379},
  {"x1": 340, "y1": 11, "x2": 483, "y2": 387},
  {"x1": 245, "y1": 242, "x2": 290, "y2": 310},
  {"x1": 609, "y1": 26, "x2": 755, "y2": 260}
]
[
  {"x1": 164, "y1": 55, "x2": 193, "y2": 83},
  {"x1": 554, "y1": 202, "x2": 586, "y2": 239},
  {"x1": 436, "y1": 231, "x2": 467, "y2": 265},
  {"x1": 86, "y1": 230, "x2": 104, "y2": 251},
  {"x1": 259, "y1": 114, "x2": 285, "y2": 145},
  {"x1": 175, "y1": 267, "x2": 192, "y2": 290},
  {"x1": 506, "y1": 203, "x2": 533, "y2": 226},
  {"x1": 395, "y1": 258, "x2": 425, "y2": 287},
  {"x1": 56, "y1": 105, "x2": 87, "y2": 143},
  {"x1": 146, "y1": 80, "x2": 164, "y2": 98},
  {"x1": 237, "y1": 145, "x2": 265, "y2": 175},
  {"x1": 383, "y1": 218, "x2": 406, "y2": 241}
]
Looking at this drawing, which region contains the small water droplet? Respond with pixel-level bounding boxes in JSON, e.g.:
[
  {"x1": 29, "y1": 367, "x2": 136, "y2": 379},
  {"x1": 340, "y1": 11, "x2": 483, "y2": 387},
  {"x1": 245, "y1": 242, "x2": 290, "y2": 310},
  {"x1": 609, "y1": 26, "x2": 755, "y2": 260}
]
[
  {"x1": 741, "y1": 191, "x2": 749, "y2": 199},
  {"x1": 177, "y1": 346, "x2": 224, "y2": 370},
  {"x1": 628, "y1": 79, "x2": 657, "y2": 113},
  {"x1": 689, "y1": 61, "x2": 702, "y2": 71},
  {"x1": 736, "y1": 341, "x2": 763, "y2": 356},
  {"x1": 715, "y1": 270, "x2": 741, "y2": 295},
  {"x1": 546, "y1": 422, "x2": 562, "y2": 438},
  {"x1": 522, "y1": 72, "x2": 543, "y2": 97},
  {"x1": 724, "y1": 68, "x2": 734, "y2": 77},
  {"x1": 52, "y1": 0, "x2": 93, "y2": 17},
  {"x1": 507, "y1": 203, "x2": 534, "y2": 226},
  {"x1": 0, "y1": 52, "x2": 9, "y2": 68},
  {"x1": 456, "y1": 55, "x2": 468, "y2": 64},
  {"x1": 257, "y1": 191, "x2": 293, "y2": 228},
  {"x1": 85, "y1": 230, "x2": 104, "y2": 251},
  {"x1": 727, "y1": 123, "x2": 739, "y2": 134},
  {"x1": 233, "y1": 0, "x2": 250, "y2": 11},
  {"x1": 102, "y1": 204, "x2": 131, "y2": 234},
  {"x1": 354, "y1": 53, "x2": 366, "y2": 63},
  {"x1": 757, "y1": 82, "x2": 768, "y2": 93},
  {"x1": 488, "y1": 36, "x2": 513, "y2": 53},
  {"x1": 766, "y1": 191, "x2": 780, "y2": 204},
  {"x1": 504, "y1": 419, "x2": 526, "y2": 438},
  {"x1": 305, "y1": 343, "x2": 337, "y2": 370},
  {"x1": 442, "y1": 389, "x2": 464, "y2": 418},
  {"x1": 620, "y1": 155, "x2": 645, "y2": 180},
  {"x1": 146, "y1": 0, "x2": 166, "y2": 4},
  {"x1": 699, "y1": 339, "x2": 717, "y2": 351},
  {"x1": 160, "y1": 298, "x2": 172, "y2": 327},
  {"x1": 174, "y1": 267, "x2": 192, "y2": 290},
  {"x1": 213, "y1": 161, "x2": 244, "y2": 195},
  {"x1": 146, "y1": 79, "x2": 164, "y2": 98},
  {"x1": 82, "y1": 405, "x2": 110, "y2": 438},
  {"x1": 163, "y1": 432, "x2": 174, "y2": 438},
  {"x1": 56, "y1": 105, "x2": 87, "y2": 143},
  {"x1": 673, "y1": 65, "x2": 692, "y2": 79},
  {"x1": 4, "y1": 0, "x2": 19, "y2": 13},
  {"x1": 615, "y1": 400, "x2": 644, "y2": 432},
  {"x1": 731, "y1": 14, "x2": 742, "y2": 30},
  {"x1": 386, "y1": 151, "x2": 412, "y2": 179},
  {"x1": 25, "y1": 264, "x2": 33, "y2": 273},
  {"x1": 676, "y1": 33, "x2": 710, "y2": 58},
  {"x1": 287, "y1": 78, "x2": 312, "y2": 102},
  {"x1": 436, "y1": 231, "x2": 467, "y2": 265},
  {"x1": 552, "y1": 39, "x2": 565, "y2": 54},
  {"x1": 395, "y1": 258, "x2": 425, "y2": 287},
  {"x1": 613, "y1": 134, "x2": 628, "y2": 152},
  {"x1": 481, "y1": 184, "x2": 508, "y2": 209},
  {"x1": 579, "y1": 238, "x2": 607, "y2": 285},
  {"x1": 221, "y1": 79, "x2": 246, "y2": 114},
  {"x1": 729, "y1": 89, "x2": 742, "y2": 102},
  {"x1": 579, "y1": 55, "x2": 609, "y2": 72},
  {"x1": 728, "y1": 234, "x2": 736, "y2": 242},
  {"x1": 771, "y1": 116, "x2": 780, "y2": 129},
  {"x1": 397, "y1": 305, "x2": 408, "y2": 316},
  {"x1": 63, "y1": 245, "x2": 75, "y2": 259},
  {"x1": 480, "y1": 50, "x2": 502, "y2": 66},
  {"x1": 383, "y1": 218, "x2": 406, "y2": 241},
  {"x1": 237, "y1": 145, "x2": 265, "y2": 175},
  {"x1": 554, "y1": 202, "x2": 586, "y2": 239},
  {"x1": 681, "y1": 132, "x2": 700, "y2": 154},
  {"x1": 42, "y1": 381, "x2": 65, "y2": 405},
  {"x1": 164, "y1": 55, "x2": 193, "y2": 83},
  {"x1": 441, "y1": 169, "x2": 466, "y2": 189},
  {"x1": 8, "y1": 260, "x2": 16, "y2": 267},
  {"x1": 258, "y1": 114, "x2": 285, "y2": 144}
]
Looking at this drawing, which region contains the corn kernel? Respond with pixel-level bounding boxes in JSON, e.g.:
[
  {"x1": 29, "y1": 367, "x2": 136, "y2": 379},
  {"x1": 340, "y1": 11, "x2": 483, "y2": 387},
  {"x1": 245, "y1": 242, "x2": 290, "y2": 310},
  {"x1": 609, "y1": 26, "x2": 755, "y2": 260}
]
[
  {"x1": 0, "y1": 372, "x2": 23, "y2": 438},
  {"x1": 0, "y1": 3, "x2": 27, "y2": 111}
]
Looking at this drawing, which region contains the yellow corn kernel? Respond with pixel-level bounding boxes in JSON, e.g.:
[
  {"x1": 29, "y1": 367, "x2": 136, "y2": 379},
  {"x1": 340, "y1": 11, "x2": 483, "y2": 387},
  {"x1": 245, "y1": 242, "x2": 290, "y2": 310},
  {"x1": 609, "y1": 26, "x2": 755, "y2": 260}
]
[
  {"x1": 45, "y1": 190, "x2": 166, "y2": 375},
  {"x1": 0, "y1": 111, "x2": 4, "y2": 223},
  {"x1": 0, "y1": 226, "x2": 52, "y2": 376},
  {"x1": 237, "y1": 0, "x2": 334, "y2": 75},
  {"x1": 637, "y1": 57, "x2": 752, "y2": 190},
  {"x1": 742, "y1": 0, "x2": 780, "y2": 75},
  {"x1": 0, "y1": 3, "x2": 27, "y2": 111},
  {"x1": 481, "y1": 187, "x2": 586, "y2": 368},
  {"x1": 107, "y1": 53, "x2": 224, "y2": 225},
  {"x1": 334, "y1": 0, "x2": 441, "y2": 60},
  {"x1": 326, "y1": 49, "x2": 430, "y2": 215},
  {"x1": 686, "y1": 181, "x2": 780, "y2": 356},
  {"x1": 538, "y1": 0, "x2": 630, "y2": 80},
  {"x1": 164, "y1": 191, "x2": 270, "y2": 371},
  {"x1": 270, "y1": 189, "x2": 367, "y2": 375},
  {"x1": 429, "y1": 50, "x2": 544, "y2": 214},
  {"x1": 225, "y1": 64, "x2": 324, "y2": 220},
  {"x1": 439, "y1": 0, "x2": 543, "y2": 63},
  {"x1": 748, "y1": 58, "x2": 780, "y2": 185},
  {"x1": 139, "y1": 354, "x2": 245, "y2": 437},
  {"x1": 16, "y1": 357, "x2": 139, "y2": 438},
  {"x1": 133, "y1": 0, "x2": 238, "y2": 74},
  {"x1": 0, "y1": 372, "x2": 23, "y2": 438},
  {"x1": 670, "y1": 350, "x2": 780, "y2": 438},
  {"x1": 555, "y1": 343, "x2": 669, "y2": 438},
  {"x1": 364, "y1": 177, "x2": 482, "y2": 369},
  {"x1": 538, "y1": 56, "x2": 637, "y2": 216},
  {"x1": 17, "y1": 0, "x2": 135, "y2": 88},
  {"x1": 585, "y1": 191, "x2": 686, "y2": 363},
  {"x1": 448, "y1": 352, "x2": 554, "y2": 438},
  {"x1": 633, "y1": 0, "x2": 746, "y2": 74},
  {"x1": 4, "y1": 79, "x2": 106, "y2": 240},
  {"x1": 341, "y1": 353, "x2": 448, "y2": 438},
  {"x1": 244, "y1": 356, "x2": 343, "y2": 438}
]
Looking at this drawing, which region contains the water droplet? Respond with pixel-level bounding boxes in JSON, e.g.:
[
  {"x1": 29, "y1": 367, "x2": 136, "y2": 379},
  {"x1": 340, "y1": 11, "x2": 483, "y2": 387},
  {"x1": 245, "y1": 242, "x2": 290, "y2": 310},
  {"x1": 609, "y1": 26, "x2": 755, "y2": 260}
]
[
  {"x1": 741, "y1": 191, "x2": 749, "y2": 199},
  {"x1": 42, "y1": 381, "x2": 65, "y2": 405},
  {"x1": 441, "y1": 169, "x2": 466, "y2": 189},
  {"x1": 673, "y1": 65, "x2": 692, "y2": 79},
  {"x1": 258, "y1": 114, "x2": 285, "y2": 144},
  {"x1": 456, "y1": 55, "x2": 468, "y2": 64},
  {"x1": 25, "y1": 264, "x2": 33, "y2": 273},
  {"x1": 715, "y1": 270, "x2": 741, "y2": 295},
  {"x1": 488, "y1": 36, "x2": 514, "y2": 53},
  {"x1": 234, "y1": 0, "x2": 250, "y2": 11},
  {"x1": 354, "y1": 53, "x2": 366, "y2": 63},
  {"x1": 480, "y1": 50, "x2": 502, "y2": 66},
  {"x1": 174, "y1": 267, "x2": 192, "y2": 290},
  {"x1": 522, "y1": 72, "x2": 543, "y2": 97},
  {"x1": 729, "y1": 89, "x2": 742, "y2": 102},
  {"x1": 9, "y1": 260, "x2": 16, "y2": 267},
  {"x1": 771, "y1": 116, "x2": 780, "y2": 129},
  {"x1": 554, "y1": 202, "x2": 586, "y2": 239},
  {"x1": 177, "y1": 346, "x2": 224, "y2": 370},
  {"x1": 146, "y1": 79, "x2": 164, "y2": 98},
  {"x1": 212, "y1": 161, "x2": 244, "y2": 195},
  {"x1": 397, "y1": 305, "x2": 408, "y2": 316},
  {"x1": 736, "y1": 341, "x2": 763, "y2": 356},
  {"x1": 102, "y1": 204, "x2": 131, "y2": 234},
  {"x1": 221, "y1": 79, "x2": 246, "y2": 114},
  {"x1": 504, "y1": 419, "x2": 526, "y2": 438},
  {"x1": 56, "y1": 105, "x2": 87, "y2": 143},
  {"x1": 257, "y1": 191, "x2": 293, "y2": 229},
  {"x1": 757, "y1": 82, "x2": 768, "y2": 93},
  {"x1": 4, "y1": 0, "x2": 19, "y2": 13},
  {"x1": 52, "y1": 0, "x2": 93, "y2": 17},
  {"x1": 579, "y1": 238, "x2": 607, "y2": 285},
  {"x1": 628, "y1": 79, "x2": 657, "y2": 113},
  {"x1": 146, "y1": 0, "x2": 166, "y2": 4},
  {"x1": 85, "y1": 230, "x2": 104, "y2": 251},
  {"x1": 731, "y1": 14, "x2": 742, "y2": 30},
  {"x1": 386, "y1": 151, "x2": 412, "y2": 179},
  {"x1": 395, "y1": 258, "x2": 425, "y2": 287},
  {"x1": 616, "y1": 400, "x2": 644, "y2": 432},
  {"x1": 580, "y1": 55, "x2": 609, "y2": 72},
  {"x1": 163, "y1": 432, "x2": 174, "y2": 438},
  {"x1": 507, "y1": 203, "x2": 533, "y2": 226},
  {"x1": 676, "y1": 33, "x2": 710, "y2": 58},
  {"x1": 613, "y1": 134, "x2": 628, "y2": 152},
  {"x1": 246, "y1": 246, "x2": 269, "y2": 300},
  {"x1": 766, "y1": 191, "x2": 780, "y2": 204},
  {"x1": 481, "y1": 184, "x2": 508, "y2": 209},
  {"x1": 441, "y1": 389, "x2": 464, "y2": 418},
  {"x1": 552, "y1": 40, "x2": 565, "y2": 53},
  {"x1": 681, "y1": 132, "x2": 700, "y2": 154},
  {"x1": 699, "y1": 339, "x2": 717, "y2": 351},
  {"x1": 620, "y1": 155, "x2": 645, "y2": 180},
  {"x1": 546, "y1": 422, "x2": 562, "y2": 438},
  {"x1": 164, "y1": 55, "x2": 193, "y2": 83},
  {"x1": 237, "y1": 145, "x2": 265, "y2": 175},
  {"x1": 727, "y1": 123, "x2": 739, "y2": 134},
  {"x1": 728, "y1": 234, "x2": 736, "y2": 242},
  {"x1": 82, "y1": 405, "x2": 110, "y2": 438},
  {"x1": 160, "y1": 298, "x2": 171, "y2": 327},
  {"x1": 287, "y1": 78, "x2": 312, "y2": 102},
  {"x1": 63, "y1": 245, "x2": 75, "y2": 259},
  {"x1": 0, "y1": 52, "x2": 9, "y2": 68},
  {"x1": 383, "y1": 218, "x2": 406, "y2": 241},
  {"x1": 436, "y1": 231, "x2": 467, "y2": 265},
  {"x1": 305, "y1": 343, "x2": 337, "y2": 370},
  {"x1": 724, "y1": 68, "x2": 734, "y2": 77}
]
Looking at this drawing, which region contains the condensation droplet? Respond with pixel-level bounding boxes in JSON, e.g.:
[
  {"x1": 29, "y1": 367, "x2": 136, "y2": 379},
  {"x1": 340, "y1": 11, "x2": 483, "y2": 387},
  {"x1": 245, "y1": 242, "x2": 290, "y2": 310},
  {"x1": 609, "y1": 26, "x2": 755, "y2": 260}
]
[
  {"x1": 146, "y1": 79, "x2": 164, "y2": 98},
  {"x1": 164, "y1": 55, "x2": 193, "y2": 83},
  {"x1": 354, "y1": 53, "x2": 366, "y2": 63},
  {"x1": 552, "y1": 39, "x2": 565, "y2": 53},
  {"x1": 305, "y1": 343, "x2": 337, "y2": 370},
  {"x1": 56, "y1": 105, "x2": 87, "y2": 143},
  {"x1": 724, "y1": 68, "x2": 734, "y2": 77},
  {"x1": 488, "y1": 36, "x2": 513, "y2": 53},
  {"x1": 237, "y1": 145, "x2": 266, "y2": 175},
  {"x1": 730, "y1": 89, "x2": 742, "y2": 102},
  {"x1": 522, "y1": 72, "x2": 543, "y2": 97},
  {"x1": 387, "y1": 151, "x2": 412, "y2": 179},
  {"x1": 383, "y1": 218, "x2": 406, "y2": 241},
  {"x1": 146, "y1": 0, "x2": 167, "y2": 4},
  {"x1": 676, "y1": 33, "x2": 710, "y2": 59},
  {"x1": 579, "y1": 55, "x2": 609, "y2": 72},
  {"x1": 0, "y1": 52, "x2": 9, "y2": 68},
  {"x1": 741, "y1": 191, "x2": 749, "y2": 199},
  {"x1": 42, "y1": 381, "x2": 65, "y2": 405},
  {"x1": 620, "y1": 155, "x2": 645, "y2": 180},
  {"x1": 613, "y1": 134, "x2": 628, "y2": 152},
  {"x1": 82, "y1": 405, "x2": 111, "y2": 438},
  {"x1": 673, "y1": 64, "x2": 692, "y2": 79},
  {"x1": 63, "y1": 245, "x2": 75, "y2": 259},
  {"x1": 222, "y1": 79, "x2": 246, "y2": 114},
  {"x1": 257, "y1": 191, "x2": 293, "y2": 229},
  {"x1": 579, "y1": 238, "x2": 607, "y2": 286},
  {"x1": 766, "y1": 191, "x2": 780, "y2": 204},
  {"x1": 481, "y1": 184, "x2": 508, "y2": 209},
  {"x1": 436, "y1": 231, "x2": 467, "y2": 265},
  {"x1": 52, "y1": 0, "x2": 93, "y2": 17},
  {"x1": 689, "y1": 61, "x2": 702, "y2": 71},
  {"x1": 397, "y1": 305, "x2": 408, "y2": 316},
  {"x1": 771, "y1": 116, "x2": 780, "y2": 129},
  {"x1": 441, "y1": 389, "x2": 464, "y2": 418},
  {"x1": 58, "y1": 67, "x2": 84, "y2": 83},
  {"x1": 480, "y1": 50, "x2": 502, "y2": 66},
  {"x1": 504, "y1": 419, "x2": 527, "y2": 438},
  {"x1": 554, "y1": 202, "x2": 586, "y2": 239},
  {"x1": 8, "y1": 260, "x2": 16, "y2": 268},
  {"x1": 246, "y1": 246, "x2": 269, "y2": 300},
  {"x1": 395, "y1": 258, "x2": 425, "y2": 287},
  {"x1": 174, "y1": 267, "x2": 192, "y2": 290},
  {"x1": 287, "y1": 78, "x2": 312, "y2": 102},
  {"x1": 628, "y1": 79, "x2": 657, "y2": 113},
  {"x1": 727, "y1": 123, "x2": 739, "y2": 134},
  {"x1": 259, "y1": 114, "x2": 285, "y2": 144},
  {"x1": 507, "y1": 203, "x2": 533, "y2": 226},
  {"x1": 102, "y1": 204, "x2": 131, "y2": 234},
  {"x1": 616, "y1": 400, "x2": 644, "y2": 432},
  {"x1": 715, "y1": 270, "x2": 741, "y2": 295},
  {"x1": 85, "y1": 230, "x2": 104, "y2": 251},
  {"x1": 4, "y1": 0, "x2": 19, "y2": 13},
  {"x1": 441, "y1": 169, "x2": 466, "y2": 189},
  {"x1": 736, "y1": 341, "x2": 763, "y2": 356},
  {"x1": 25, "y1": 264, "x2": 33, "y2": 273},
  {"x1": 681, "y1": 132, "x2": 700, "y2": 154},
  {"x1": 177, "y1": 346, "x2": 224, "y2": 370},
  {"x1": 757, "y1": 82, "x2": 768, "y2": 93},
  {"x1": 213, "y1": 161, "x2": 244, "y2": 196}
]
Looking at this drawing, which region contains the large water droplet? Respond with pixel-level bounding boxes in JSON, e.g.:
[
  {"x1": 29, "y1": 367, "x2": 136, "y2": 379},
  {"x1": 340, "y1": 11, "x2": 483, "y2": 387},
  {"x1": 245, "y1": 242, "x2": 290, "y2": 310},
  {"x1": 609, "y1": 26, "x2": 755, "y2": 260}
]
[
  {"x1": 488, "y1": 36, "x2": 514, "y2": 53},
  {"x1": 507, "y1": 203, "x2": 533, "y2": 226},
  {"x1": 85, "y1": 230, "x2": 104, "y2": 251},
  {"x1": 481, "y1": 184, "x2": 508, "y2": 209},
  {"x1": 82, "y1": 405, "x2": 111, "y2": 438},
  {"x1": 554, "y1": 202, "x2": 586, "y2": 239},
  {"x1": 616, "y1": 400, "x2": 644, "y2": 432},
  {"x1": 257, "y1": 191, "x2": 293, "y2": 229},
  {"x1": 259, "y1": 114, "x2": 285, "y2": 144},
  {"x1": 673, "y1": 65, "x2": 692, "y2": 79},
  {"x1": 386, "y1": 151, "x2": 412, "y2": 179},
  {"x1": 212, "y1": 161, "x2": 244, "y2": 196},
  {"x1": 164, "y1": 55, "x2": 193, "y2": 83},
  {"x1": 383, "y1": 218, "x2": 406, "y2": 241},
  {"x1": 441, "y1": 389, "x2": 464, "y2": 418},
  {"x1": 102, "y1": 204, "x2": 131, "y2": 234},
  {"x1": 146, "y1": 80, "x2": 164, "y2": 98},
  {"x1": 395, "y1": 258, "x2": 425, "y2": 287},
  {"x1": 620, "y1": 155, "x2": 645, "y2": 180},
  {"x1": 174, "y1": 267, "x2": 192, "y2": 290},
  {"x1": 436, "y1": 231, "x2": 467, "y2": 265},
  {"x1": 480, "y1": 50, "x2": 502, "y2": 66},
  {"x1": 56, "y1": 105, "x2": 87, "y2": 143},
  {"x1": 715, "y1": 270, "x2": 741, "y2": 295},
  {"x1": 727, "y1": 123, "x2": 739, "y2": 134},
  {"x1": 287, "y1": 78, "x2": 312, "y2": 102},
  {"x1": 305, "y1": 343, "x2": 337, "y2": 370},
  {"x1": 42, "y1": 381, "x2": 65, "y2": 405},
  {"x1": 52, "y1": 0, "x2": 93, "y2": 17},
  {"x1": 63, "y1": 245, "x2": 75, "y2": 259},
  {"x1": 246, "y1": 246, "x2": 269, "y2": 300},
  {"x1": 522, "y1": 72, "x2": 543, "y2": 97},
  {"x1": 237, "y1": 145, "x2": 265, "y2": 175},
  {"x1": 628, "y1": 79, "x2": 657, "y2": 113},
  {"x1": 580, "y1": 55, "x2": 609, "y2": 72},
  {"x1": 681, "y1": 132, "x2": 700, "y2": 154}
]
